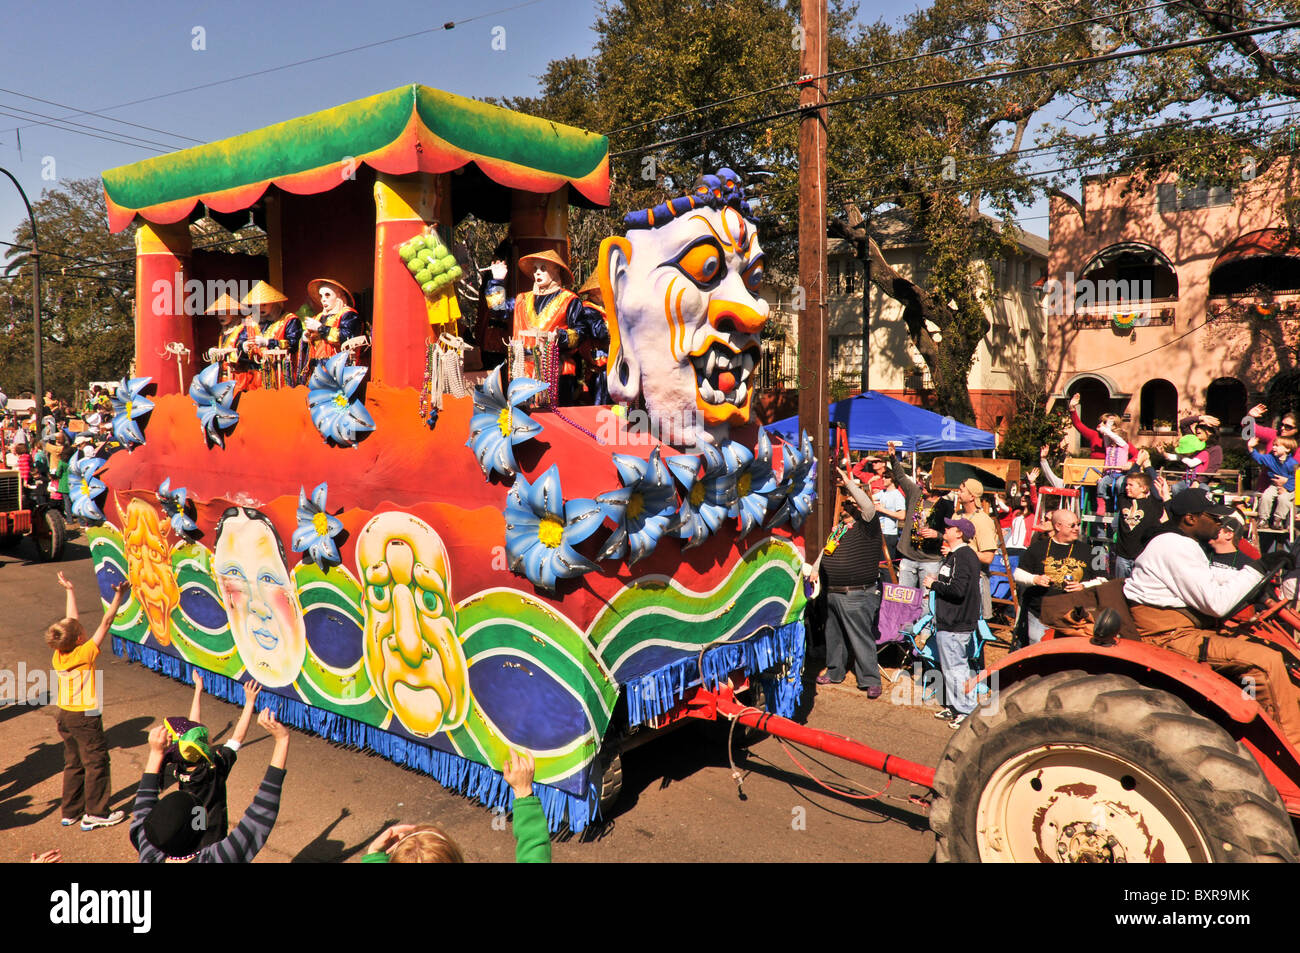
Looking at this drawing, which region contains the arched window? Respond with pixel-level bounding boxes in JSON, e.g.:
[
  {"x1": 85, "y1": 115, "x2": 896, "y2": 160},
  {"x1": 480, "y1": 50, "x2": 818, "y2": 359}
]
[
  {"x1": 1140, "y1": 379, "x2": 1178, "y2": 431},
  {"x1": 1205, "y1": 378, "x2": 1247, "y2": 433},
  {"x1": 1079, "y1": 242, "x2": 1179, "y2": 304},
  {"x1": 1065, "y1": 375, "x2": 1115, "y2": 433},
  {"x1": 1210, "y1": 229, "x2": 1300, "y2": 296}
]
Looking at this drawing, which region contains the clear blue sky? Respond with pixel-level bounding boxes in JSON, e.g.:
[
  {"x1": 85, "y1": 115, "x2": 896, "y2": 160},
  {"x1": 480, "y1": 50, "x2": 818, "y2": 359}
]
[{"x1": 0, "y1": 0, "x2": 989, "y2": 246}]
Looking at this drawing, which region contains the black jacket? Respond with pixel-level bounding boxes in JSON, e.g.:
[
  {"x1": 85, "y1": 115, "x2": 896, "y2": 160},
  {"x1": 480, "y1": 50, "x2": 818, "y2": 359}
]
[{"x1": 931, "y1": 544, "x2": 982, "y2": 633}]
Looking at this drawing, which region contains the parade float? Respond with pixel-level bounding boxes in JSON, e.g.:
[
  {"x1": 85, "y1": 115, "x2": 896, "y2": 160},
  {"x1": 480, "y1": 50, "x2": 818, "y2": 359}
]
[{"x1": 90, "y1": 85, "x2": 813, "y2": 831}]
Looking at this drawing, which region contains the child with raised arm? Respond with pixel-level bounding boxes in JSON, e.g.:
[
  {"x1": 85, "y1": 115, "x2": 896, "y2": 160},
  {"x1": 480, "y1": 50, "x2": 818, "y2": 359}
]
[
  {"x1": 161, "y1": 671, "x2": 262, "y2": 848},
  {"x1": 132, "y1": 708, "x2": 290, "y2": 863},
  {"x1": 48, "y1": 571, "x2": 130, "y2": 830},
  {"x1": 362, "y1": 751, "x2": 551, "y2": 863}
]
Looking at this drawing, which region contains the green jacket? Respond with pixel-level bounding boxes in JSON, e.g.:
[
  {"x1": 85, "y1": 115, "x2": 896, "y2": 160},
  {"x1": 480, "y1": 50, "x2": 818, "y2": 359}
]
[{"x1": 361, "y1": 794, "x2": 551, "y2": 863}]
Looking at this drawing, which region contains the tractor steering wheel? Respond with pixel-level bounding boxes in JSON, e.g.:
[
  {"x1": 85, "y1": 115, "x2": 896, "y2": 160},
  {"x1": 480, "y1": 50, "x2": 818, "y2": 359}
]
[{"x1": 1225, "y1": 563, "x2": 1288, "y2": 621}]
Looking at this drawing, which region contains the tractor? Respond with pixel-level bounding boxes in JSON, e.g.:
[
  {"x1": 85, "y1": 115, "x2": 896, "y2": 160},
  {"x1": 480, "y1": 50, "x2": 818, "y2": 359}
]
[{"x1": 0, "y1": 467, "x2": 66, "y2": 562}]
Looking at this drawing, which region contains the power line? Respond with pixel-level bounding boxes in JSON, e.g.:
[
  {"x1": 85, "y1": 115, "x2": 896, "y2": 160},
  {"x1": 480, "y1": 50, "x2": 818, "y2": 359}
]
[
  {"x1": 756, "y1": 97, "x2": 1299, "y2": 205},
  {"x1": 0, "y1": 109, "x2": 169, "y2": 154},
  {"x1": 609, "y1": 0, "x2": 1185, "y2": 137},
  {"x1": 2, "y1": 0, "x2": 549, "y2": 142},
  {"x1": 0, "y1": 239, "x2": 134, "y2": 270},
  {"x1": 610, "y1": 18, "x2": 1300, "y2": 159},
  {"x1": 751, "y1": 105, "x2": 1300, "y2": 211},
  {"x1": 0, "y1": 86, "x2": 203, "y2": 145},
  {"x1": 0, "y1": 103, "x2": 181, "y2": 152}
]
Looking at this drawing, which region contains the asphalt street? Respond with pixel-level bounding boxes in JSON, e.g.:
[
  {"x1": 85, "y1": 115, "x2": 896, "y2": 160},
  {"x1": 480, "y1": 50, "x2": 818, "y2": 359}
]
[{"x1": 0, "y1": 535, "x2": 952, "y2": 863}]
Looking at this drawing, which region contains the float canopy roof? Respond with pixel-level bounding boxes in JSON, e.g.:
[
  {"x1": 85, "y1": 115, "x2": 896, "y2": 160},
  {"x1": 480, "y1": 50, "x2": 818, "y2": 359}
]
[{"x1": 102, "y1": 84, "x2": 610, "y2": 232}]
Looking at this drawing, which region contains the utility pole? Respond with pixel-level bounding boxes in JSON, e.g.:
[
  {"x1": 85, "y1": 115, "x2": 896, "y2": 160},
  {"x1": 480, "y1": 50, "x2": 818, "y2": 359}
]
[
  {"x1": 845, "y1": 204, "x2": 871, "y2": 394},
  {"x1": 0, "y1": 168, "x2": 42, "y2": 407},
  {"x1": 797, "y1": 0, "x2": 830, "y2": 548}
]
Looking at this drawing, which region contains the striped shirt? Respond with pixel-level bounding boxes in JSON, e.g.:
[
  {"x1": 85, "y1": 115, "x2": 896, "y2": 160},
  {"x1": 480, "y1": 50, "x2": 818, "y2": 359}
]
[
  {"x1": 133, "y1": 765, "x2": 285, "y2": 863},
  {"x1": 822, "y1": 515, "x2": 883, "y2": 588}
]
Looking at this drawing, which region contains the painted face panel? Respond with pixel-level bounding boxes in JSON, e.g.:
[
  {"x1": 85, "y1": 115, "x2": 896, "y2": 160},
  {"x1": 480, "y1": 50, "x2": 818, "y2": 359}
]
[
  {"x1": 215, "y1": 513, "x2": 306, "y2": 688},
  {"x1": 357, "y1": 512, "x2": 469, "y2": 737},
  {"x1": 605, "y1": 205, "x2": 767, "y2": 446},
  {"x1": 123, "y1": 498, "x2": 179, "y2": 645}
]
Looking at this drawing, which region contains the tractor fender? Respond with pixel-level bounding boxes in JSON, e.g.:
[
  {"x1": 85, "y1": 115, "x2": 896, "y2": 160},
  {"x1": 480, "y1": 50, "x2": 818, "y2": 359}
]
[{"x1": 978, "y1": 636, "x2": 1259, "y2": 724}]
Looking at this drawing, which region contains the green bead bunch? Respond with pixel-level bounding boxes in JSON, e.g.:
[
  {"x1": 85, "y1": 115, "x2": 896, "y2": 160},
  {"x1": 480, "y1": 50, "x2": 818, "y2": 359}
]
[{"x1": 399, "y1": 233, "x2": 464, "y2": 299}]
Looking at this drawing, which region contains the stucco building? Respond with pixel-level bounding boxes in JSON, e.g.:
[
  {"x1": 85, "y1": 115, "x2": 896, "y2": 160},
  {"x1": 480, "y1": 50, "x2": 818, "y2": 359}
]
[
  {"x1": 757, "y1": 210, "x2": 1049, "y2": 433},
  {"x1": 1043, "y1": 161, "x2": 1300, "y2": 443}
]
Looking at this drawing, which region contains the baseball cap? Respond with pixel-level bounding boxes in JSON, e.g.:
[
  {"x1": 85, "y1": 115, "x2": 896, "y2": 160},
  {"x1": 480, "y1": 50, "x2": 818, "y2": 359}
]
[
  {"x1": 1166, "y1": 487, "x2": 1233, "y2": 519},
  {"x1": 944, "y1": 517, "x2": 976, "y2": 540},
  {"x1": 961, "y1": 478, "x2": 984, "y2": 498}
]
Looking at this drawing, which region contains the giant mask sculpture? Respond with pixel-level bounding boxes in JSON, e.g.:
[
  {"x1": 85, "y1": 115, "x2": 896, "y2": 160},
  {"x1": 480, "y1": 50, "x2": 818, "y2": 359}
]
[
  {"x1": 357, "y1": 512, "x2": 470, "y2": 737},
  {"x1": 121, "y1": 497, "x2": 179, "y2": 645},
  {"x1": 214, "y1": 508, "x2": 307, "y2": 688},
  {"x1": 599, "y1": 169, "x2": 766, "y2": 448}
]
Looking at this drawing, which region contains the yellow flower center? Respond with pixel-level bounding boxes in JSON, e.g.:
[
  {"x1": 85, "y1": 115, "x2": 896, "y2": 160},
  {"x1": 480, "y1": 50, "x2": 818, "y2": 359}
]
[
  {"x1": 497, "y1": 407, "x2": 512, "y2": 436},
  {"x1": 312, "y1": 512, "x2": 330, "y2": 536},
  {"x1": 626, "y1": 492, "x2": 645, "y2": 520},
  {"x1": 537, "y1": 515, "x2": 564, "y2": 548},
  {"x1": 124, "y1": 400, "x2": 132, "y2": 417},
  {"x1": 689, "y1": 483, "x2": 705, "y2": 507},
  {"x1": 738, "y1": 473, "x2": 752, "y2": 497},
  {"x1": 80, "y1": 480, "x2": 90, "y2": 496},
  {"x1": 333, "y1": 392, "x2": 348, "y2": 408}
]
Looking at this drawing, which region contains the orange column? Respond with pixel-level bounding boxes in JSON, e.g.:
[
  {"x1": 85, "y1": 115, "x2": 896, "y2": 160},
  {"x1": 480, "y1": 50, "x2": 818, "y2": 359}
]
[
  {"x1": 371, "y1": 172, "x2": 450, "y2": 389},
  {"x1": 134, "y1": 222, "x2": 195, "y2": 397},
  {"x1": 510, "y1": 188, "x2": 570, "y2": 281}
]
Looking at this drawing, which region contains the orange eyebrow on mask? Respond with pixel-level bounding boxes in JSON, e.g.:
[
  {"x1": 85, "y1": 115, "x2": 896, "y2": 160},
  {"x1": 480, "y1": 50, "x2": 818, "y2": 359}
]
[
  {"x1": 687, "y1": 214, "x2": 737, "y2": 255},
  {"x1": 674, "y1": 285, "x2": 687, "y2": 355},
  {"x1": 664, "y1": 278, "x2": 679, "y2": 360}
]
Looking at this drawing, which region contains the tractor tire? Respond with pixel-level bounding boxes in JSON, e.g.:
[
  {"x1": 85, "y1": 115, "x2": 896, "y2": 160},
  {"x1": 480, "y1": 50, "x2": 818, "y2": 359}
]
[
  {"x1": 597, "y1": 750, "x2": 623, "y2": 818},
  {"x1": 931, "y1": 670, "x2": 1300, "y2": 863},
  {"x1": 32, "y1": 508, "x2": 66, "y2": 563}
]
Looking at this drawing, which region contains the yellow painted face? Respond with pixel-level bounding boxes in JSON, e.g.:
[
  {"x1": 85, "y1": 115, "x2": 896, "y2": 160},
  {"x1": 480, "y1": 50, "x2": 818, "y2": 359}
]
[
  {"x1": 602, "y1": 204, "x2": 767, "y2": 446},
  {"x1": 214, "y1": 512, "x2": 307, "y2": 688},
  {"x1": 357, "y1": 512, "x2": 469, "y2": 737},
  {"x1": 123, "y1": 498, "x2": 178, "y2": 646}
]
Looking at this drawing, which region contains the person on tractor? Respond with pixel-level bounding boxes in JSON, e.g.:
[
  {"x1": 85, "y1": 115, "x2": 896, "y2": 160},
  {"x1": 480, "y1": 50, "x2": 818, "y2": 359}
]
[{"x1": 1123, "y1": 486, "x2": 1300, "y2": 749}]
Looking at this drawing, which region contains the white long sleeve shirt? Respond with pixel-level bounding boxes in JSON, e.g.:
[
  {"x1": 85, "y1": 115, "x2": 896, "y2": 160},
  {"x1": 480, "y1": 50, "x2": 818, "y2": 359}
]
[{"x1": 1123, "y1": 531, "x2": 1262, "y2": 618}]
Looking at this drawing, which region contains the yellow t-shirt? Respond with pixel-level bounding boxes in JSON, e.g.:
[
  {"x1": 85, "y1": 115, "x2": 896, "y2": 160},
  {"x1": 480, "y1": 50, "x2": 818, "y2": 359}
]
[
  {"x1": 52, "y1": 640, "x2": 99, "y2": 712},
  {"x1": 968, "y1": 511, "x2": 999, "y2": 556}
]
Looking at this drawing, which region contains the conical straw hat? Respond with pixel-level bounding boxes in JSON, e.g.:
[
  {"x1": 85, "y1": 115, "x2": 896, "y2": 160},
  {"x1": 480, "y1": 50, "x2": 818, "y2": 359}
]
[{"x1": 241, "y1": 280, "x2": 287, "y2": 307}]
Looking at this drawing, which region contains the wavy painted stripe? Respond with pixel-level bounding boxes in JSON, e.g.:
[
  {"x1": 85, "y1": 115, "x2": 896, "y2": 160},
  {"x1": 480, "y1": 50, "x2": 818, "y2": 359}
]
[
  {"x1": 596, "y1": 559, "x2": 798, "y2": 666},
  {"x1": 458, "y1": 617, "x2": 616, "y2": 724},
  {"x1": 590, "y1": 538, "x2": 801, "y2": 655},
  {"x1": 605, "y1": 595, "x2": 790, "y2": 678}
]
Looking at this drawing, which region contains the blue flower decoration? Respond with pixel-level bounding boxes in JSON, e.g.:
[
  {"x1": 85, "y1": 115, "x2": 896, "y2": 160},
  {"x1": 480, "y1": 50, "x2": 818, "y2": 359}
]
[
  {"x1": 291, "y1": 482, "x2": 343, "y2": 567},
  {"x1": 111, "y1": 376, "x2": 153, "y2": 449},
  {"x1": 466, "y1": 370, "x2": 548, "y2": 479},
  {"x1": 156, "y1": 478, "x2": 198, "y2": 536},
  {"x1": 666, "y1": 441, "x2": 737, "y2": 549},
  {"x1": 69, "y1": 453, "x2": 108, "y2": 523},
  {"x1": 596, "y1": 447, "x2": 679, "y2": 564},
  {"x1": 767, "y1": 431, "x2": 817, "y2": 531},
  {"x1": 307, "y1": 353, "x2": 375, "y2": 446},
  {"x1": 504, "y1": 464, "x2": 603, "y2": 591},
  {"x1": 734, "y1": 430, "x2": 780, "y2": 536},
  {"x1": 189, "y1": 362, "x2": 239, "y2": 447}
]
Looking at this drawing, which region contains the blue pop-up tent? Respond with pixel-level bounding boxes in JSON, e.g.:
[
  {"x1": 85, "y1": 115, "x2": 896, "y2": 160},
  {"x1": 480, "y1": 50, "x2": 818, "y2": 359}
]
[{"x1": 764, "y1": 390, "x2": 996, "y2": 452}]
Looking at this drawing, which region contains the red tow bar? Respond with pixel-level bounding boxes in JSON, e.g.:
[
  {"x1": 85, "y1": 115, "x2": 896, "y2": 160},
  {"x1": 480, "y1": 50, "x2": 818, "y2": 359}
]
[{"x1": 686, "y1": 683, "x2": 938, "y2": 790}]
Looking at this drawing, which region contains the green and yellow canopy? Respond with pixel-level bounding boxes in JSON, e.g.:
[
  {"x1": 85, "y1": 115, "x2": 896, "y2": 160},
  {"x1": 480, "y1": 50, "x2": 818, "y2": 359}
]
[{"x1": 102, "y1": 84, "x2": 609, "y2": 232}]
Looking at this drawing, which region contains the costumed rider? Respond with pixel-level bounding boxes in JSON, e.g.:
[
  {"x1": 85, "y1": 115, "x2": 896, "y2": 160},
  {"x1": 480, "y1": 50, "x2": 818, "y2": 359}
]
[
  {"x1": 207, "y1": 292, "x2": 257, "y2": 392},
  {"x1": 485, "y1": 249, "x2": 608, "y2": 404},
  {"x1": 1123, "y1": 486, "x2": 1300, "y2": 749},
  {"x1": 303, "y1": 278, "x2": 364, "y2": 375},
  {"x1": 242, "y1": 281, "x2": 301, "y2": 384}
]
